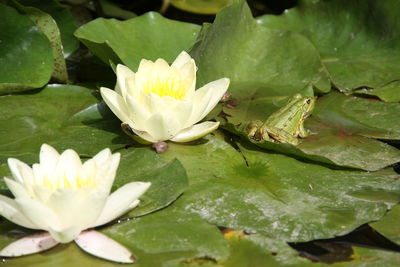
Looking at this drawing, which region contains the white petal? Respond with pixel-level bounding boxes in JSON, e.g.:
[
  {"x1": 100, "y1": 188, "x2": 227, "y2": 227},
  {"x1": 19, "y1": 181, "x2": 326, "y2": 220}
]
[
  {"x1": 46, "y1": 188, "x2": 107, "y2": 230},
  {"x1": 7, "y1": 158, "x2": 33, "y2": 185},
  {"x1": 92, "y1": 148, "x2": 112, "y2": 166},
  {"x1": 48, "y1": 225, "x2": 82, "y2": 243},
  {"x1": 75, "y1": 230, "x2": 135, "y2": 263},
  {"x1": 178, "y1": 59, "x2": 197, "y2": 92},
  {"x1": 4, "y1": 178, "x2": 30, "y2": 199},
  {"x1": 172, "y1": 51, "x2": 197, "y2": 92},
  {"x1": 172, "y1": 51, "x2": 192, "y2": 68},
  {"x1": 144, "y1": 113, "x2": 181, "y2": 141},
  {"x1": 171, "y1": 121, "x2": 220, "y2": 143},
  {"x1": 100, "y1": 87, "x2": 131, "y2": 124},
  {"x1": 124, "y1": 94, "x2": 151, "y2": 130},
  {"x1": 0, "y1": 232, "x2": 58, "y2": 257},
  {"x1": 31, "y1": 184, "x2": 53, "y2": 203},
  {"x1": 86, "y1": 152, "x2": 119, "y2": 193},
  {"x1": 0, "y1": 195, "x2": 39, "y2": 229},
  {"x1": 135, "y1": 59, "x2": 154, "y2": 88},
  {"x1": 16, "y1": 198, "x2": 61, "y2": 231},
  {"x1": 141, "y1": 92, "x2": 167, "y2": 114},
  {"x1": 39, "y1": 144, "x2": 60, "y2": 173},
  {"x1": 115, "y1": 64, "x2": 135, "y2": 96},
  {"x1": 57, "y1": 149, "x2": 82, "y2": 185},
  {"x1": 94, "y1": 182, "x2": 151, "y2": 227},
  {"x1": 189, "y1": 78, "x2": 230, "y2": 125}
]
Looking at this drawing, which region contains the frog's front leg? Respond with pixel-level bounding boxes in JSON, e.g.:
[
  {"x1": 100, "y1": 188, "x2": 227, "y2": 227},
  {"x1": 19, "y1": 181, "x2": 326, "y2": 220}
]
[
  {"x1": 297, "y1": 123, "x2": 309, "y2": 138},
  {"x1": 246, "y1": 120, "x2": 263, "y2": 140}
]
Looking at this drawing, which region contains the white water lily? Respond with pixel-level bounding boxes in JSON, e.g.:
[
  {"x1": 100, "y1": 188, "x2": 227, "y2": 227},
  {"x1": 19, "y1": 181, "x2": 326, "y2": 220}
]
[
  {"x1": 100, "y1": 51, "x2": 230, "y2": 143},
  {"x1": 0, "y1": 144, "x2": 150, "y2": 263}
]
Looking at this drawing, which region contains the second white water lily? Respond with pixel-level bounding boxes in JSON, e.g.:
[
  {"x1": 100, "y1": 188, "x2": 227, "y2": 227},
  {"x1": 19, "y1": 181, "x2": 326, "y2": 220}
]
[
  {"x1": 100, "y1": 51, "x2": 230, "y2": 143},
  {"x1": 0, "y1": 144, "x2": 150, "y2": 263}
]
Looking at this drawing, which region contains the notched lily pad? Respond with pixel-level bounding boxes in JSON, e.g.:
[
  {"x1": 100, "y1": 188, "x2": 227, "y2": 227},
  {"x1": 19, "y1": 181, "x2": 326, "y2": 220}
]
[
  {"x1": 165, "y1": 134, "x2": 400, "y2": 242},
  {"x1": 74, "y1": 12, "x2": 200, "y2": 70}
]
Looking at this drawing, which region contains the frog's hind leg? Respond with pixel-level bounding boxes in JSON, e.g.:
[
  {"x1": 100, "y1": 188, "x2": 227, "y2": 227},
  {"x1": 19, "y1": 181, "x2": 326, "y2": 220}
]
[{"x1": 265, "y1": 126, "x2": 300, "y2": 146}]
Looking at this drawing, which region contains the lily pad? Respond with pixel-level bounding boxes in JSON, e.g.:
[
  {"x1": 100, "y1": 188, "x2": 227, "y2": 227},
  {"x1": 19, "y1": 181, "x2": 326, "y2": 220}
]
[
  {"x1": 74, "y1": 12, "x2": 200, "y2": 70},
  {"x1": 115, "y1": 148, "x2": 189, "y2": 217},
  {"x1": 0, "y1": 4, "x2": 53, "y2": 94},
  {"x1": 221, "y1": 231, "x2": 310, "y2": 266},
  {"x1": 17, "y1": 0, "x2": 79, "y2": 57},
  {"x1": 161, "y1": 134, "x2": 400, "y2": 242},
  {"x1": 171, "y1": 0, "x2": 234, "y2": 15},
  {"x1": 1, "y1": 210, "x2": 228, "y2": 266},
  {"x1": 221, "y1": 89, "x2": 400, "y2": 171},
  {"x1": 312, "y1": 91, "x2": 400, "y2": 140},
  {"x1": 189, "y1": 1, "x2": 328, "y2": 95},
  {"x1": 11, "y1": 0, "x2": 68, "y2": 83},
  {"x1": 0, "y1": 84, "x2": 131, "y2": 163},
  {"x1": 370, "y1": 205, "x2": 400, "y2": 246},
  {"x1": 257, "y1": 0, "x2": 400, "y2": 92},
  {"x1": 354, "y1": 81, "x2": 400, "y2": 103}
]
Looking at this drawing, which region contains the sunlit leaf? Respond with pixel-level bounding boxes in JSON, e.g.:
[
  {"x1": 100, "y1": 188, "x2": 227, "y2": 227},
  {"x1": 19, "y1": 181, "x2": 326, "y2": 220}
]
[
  {"x1": 258, "y1": 0, "x2": 400, "y2": 92},
  {"x1": 190, "y1": 1, "x2": 328, "y2": 95},
  {"x1": 75, "y1": 12, "x2": 200, "y2": 70},
  {"x1": 161, "y1": 134, "x2": 400, "y2": 242}
]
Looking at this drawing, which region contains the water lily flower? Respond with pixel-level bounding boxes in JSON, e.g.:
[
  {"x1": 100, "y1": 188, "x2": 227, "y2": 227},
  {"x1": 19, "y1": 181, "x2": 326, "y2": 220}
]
[
  {"x1": 0, "y1": 144, "x2": 151, "y2": 263},
  {"x1": 100, "y1": 51, "x2": 230, "y2": 143}
]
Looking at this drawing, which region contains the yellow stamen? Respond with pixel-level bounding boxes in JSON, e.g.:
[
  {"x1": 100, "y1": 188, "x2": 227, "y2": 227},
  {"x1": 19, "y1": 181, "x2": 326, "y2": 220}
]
[
  {"x1": 142, "y1": 76, "x2": 188, "y2": 100},
  {"x1": 40, "y1": 174, "x2": 96, "y2": 190}
]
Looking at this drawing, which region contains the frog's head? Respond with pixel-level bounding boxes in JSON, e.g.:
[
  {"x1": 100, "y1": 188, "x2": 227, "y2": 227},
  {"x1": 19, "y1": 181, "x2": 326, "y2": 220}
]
[
  {"x1": 291, "y1": 94, "x2": 315, "y2": 117},
  {"x1": 302, "y1": 96, "x2": 315, "y2": 117}
]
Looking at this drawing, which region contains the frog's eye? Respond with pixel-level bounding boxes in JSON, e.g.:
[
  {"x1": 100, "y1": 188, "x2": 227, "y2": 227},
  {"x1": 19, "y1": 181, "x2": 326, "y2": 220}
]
[{"x1": 306, "y1": 99, "x2": 311, "y2": 104}]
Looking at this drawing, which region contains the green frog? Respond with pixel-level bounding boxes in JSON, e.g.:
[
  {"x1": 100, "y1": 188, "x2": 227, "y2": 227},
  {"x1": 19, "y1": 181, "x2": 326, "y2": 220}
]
[{"x1": 246, "y1": 94, "x2": 315, "y2": 146}]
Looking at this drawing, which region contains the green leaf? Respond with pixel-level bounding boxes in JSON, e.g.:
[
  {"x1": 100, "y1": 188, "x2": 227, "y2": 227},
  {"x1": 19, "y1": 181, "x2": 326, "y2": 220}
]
[
  {"x1": 189, "y1": 1, "x2": 328, "y2": 95},
  {"x1": 161, "y1": 133, "x2": 400, "y2": 242},
  {"x1": 171, "y1": 0, "x2": 234, "y2": 15},
  {"x1": 258, "y1": 0, "x2": 400, "y2": 92},
  {"x1": 95, "y1": 0, "x2": 136, "y2": 19},
  {"x1": 104, "y1": 210, "x2": 229, "y2": 264},
  {"x1": 221, "y1": 231, "x2": 310, "y2": 266},
  {"x1": 115, "y1": 148, "x2": 189, "y2": 217},
  {"x1": 11, "y1": 0, "x2": 68, "y2": 83},
  {"x1": 370, "y1": 205, "x2": 400, "y2": 246},
  {"x1": 74, "y1": 12, "x2": 200, "y2": 70},
  {"x1": 17, "y1": 0, "x2": 79, "y2": 57},
  {"x1": 221, "y1": 90, "x2": 400, "y2": 171},
  {"x1": 0, "y1": 84, "x2": 131, "y2": 163},
  {"x1": 313, "y1": 91, "x2": 400, "y2": 140},
  {"x1": 344, "y1": 247, "x2": 400, "y2": 267},
  {"x1": 355, "y1": 80, "x2": 400, "y2": 103},
  {"x1": 0, "y1": 4, "x2": 53, "y2": 94}
]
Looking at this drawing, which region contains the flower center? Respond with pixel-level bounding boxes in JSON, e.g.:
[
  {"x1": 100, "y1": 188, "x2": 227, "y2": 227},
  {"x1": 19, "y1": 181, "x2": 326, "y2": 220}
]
[
  {"x1": 142, "y1": 76, "x2": 188, "y2": 100},
  {"x1": 40, "y1": 174, "x2": 96, "y2": 190}
]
